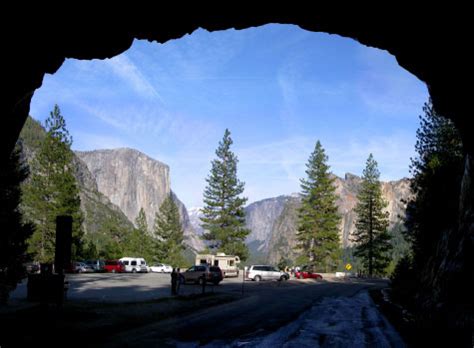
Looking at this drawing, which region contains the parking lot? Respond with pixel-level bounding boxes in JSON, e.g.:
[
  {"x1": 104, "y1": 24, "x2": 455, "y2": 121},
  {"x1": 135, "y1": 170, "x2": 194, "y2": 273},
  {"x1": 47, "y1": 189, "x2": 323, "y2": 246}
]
[{"x1": 11, "y1": 272, "x2": 330, "y2": 303}]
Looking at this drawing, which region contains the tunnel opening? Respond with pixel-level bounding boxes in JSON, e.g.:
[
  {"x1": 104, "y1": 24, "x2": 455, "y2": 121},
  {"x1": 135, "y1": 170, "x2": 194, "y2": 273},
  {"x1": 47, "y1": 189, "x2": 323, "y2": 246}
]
[{"x1": 23, "y1": 24, "x2": 428, "y2": 273}]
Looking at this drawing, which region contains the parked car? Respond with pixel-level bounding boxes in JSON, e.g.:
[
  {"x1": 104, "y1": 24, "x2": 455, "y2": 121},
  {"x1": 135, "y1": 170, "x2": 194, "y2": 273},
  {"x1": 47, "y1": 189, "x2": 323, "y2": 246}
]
[
  {"x1": 149, "y1": 263, "x2": 173, "y2": 273},
  {"x1": 104, "y1": 260, "x2": 125, "y2": 273},
  {"x1": 294, "y1": 265, "x2": 323, "y2": 280},
  {"x1": 245, "y1": 265, "x2": 289, "y2": 281},
  {"x1": 180, "y1": 265, "x2": 223, "y2": 285},
  {"x1": 84, "y1": 259, "x2": 105, "y2": 272},
  {"x1": 66, "y1": 261, "x2": 91, "y2": 273},
  {"x1": 119, "y1": 257, "x2": 149, "y2": 273}
]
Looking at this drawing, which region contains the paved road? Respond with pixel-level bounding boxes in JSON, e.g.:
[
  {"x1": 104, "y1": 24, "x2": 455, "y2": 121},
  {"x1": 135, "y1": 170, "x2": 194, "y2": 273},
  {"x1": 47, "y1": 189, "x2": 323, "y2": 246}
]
[
  {"x1": 8, "y1": 273, "x2": 392, "y2": 346},
  {"x1": 12, "y1": 272, "x2": 350, "y2": 302},
  {"x1": 102, "y1": 277, "x2": 389, "y2": 346},
  {"x1": 11, "y1": 272, "x2": 309, "y2": 302}
]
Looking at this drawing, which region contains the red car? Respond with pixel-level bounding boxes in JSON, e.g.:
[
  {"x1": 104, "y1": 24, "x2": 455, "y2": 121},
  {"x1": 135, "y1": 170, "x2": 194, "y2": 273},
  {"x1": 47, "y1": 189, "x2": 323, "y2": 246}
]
[
  {"x1": 294, "y1": 266, "x2": 323, "y2": 280},
  {"x1": 104, "y1": 260, "x2": 125, "y2": 273}
]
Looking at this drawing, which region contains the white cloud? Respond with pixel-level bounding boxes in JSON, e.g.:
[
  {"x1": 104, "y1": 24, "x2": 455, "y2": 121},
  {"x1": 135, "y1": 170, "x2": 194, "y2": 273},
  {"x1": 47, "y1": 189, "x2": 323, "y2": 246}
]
[{"x1": 105, "y1": 54, "x2": 164, "y2": 103}]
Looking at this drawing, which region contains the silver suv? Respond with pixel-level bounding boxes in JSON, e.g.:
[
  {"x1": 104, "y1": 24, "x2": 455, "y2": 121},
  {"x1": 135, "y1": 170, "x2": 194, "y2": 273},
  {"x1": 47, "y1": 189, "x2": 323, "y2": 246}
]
[{"x1": 245, "y1": 265, "x2": 289, "y2": 281}]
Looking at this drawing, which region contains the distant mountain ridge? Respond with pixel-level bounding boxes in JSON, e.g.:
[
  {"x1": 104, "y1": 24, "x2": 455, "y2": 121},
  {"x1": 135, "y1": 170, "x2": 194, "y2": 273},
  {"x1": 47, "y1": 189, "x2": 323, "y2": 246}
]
[{"x1": 188, "y1": 174, "x2": 412, "y2": 264}]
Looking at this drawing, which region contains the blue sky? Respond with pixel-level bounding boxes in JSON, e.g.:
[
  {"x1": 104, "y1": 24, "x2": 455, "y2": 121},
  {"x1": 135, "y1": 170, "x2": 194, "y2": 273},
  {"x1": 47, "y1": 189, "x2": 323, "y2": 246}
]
[{"x1": 30, "y1": 24, "x2": 428, "y2": 208}]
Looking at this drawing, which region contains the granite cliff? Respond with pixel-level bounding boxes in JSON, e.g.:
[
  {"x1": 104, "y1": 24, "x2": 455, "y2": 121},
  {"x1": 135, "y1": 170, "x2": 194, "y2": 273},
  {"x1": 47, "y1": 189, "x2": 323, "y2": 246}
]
[{"x1": 76, "y1": 148, "x2": 204, "y2": 252}]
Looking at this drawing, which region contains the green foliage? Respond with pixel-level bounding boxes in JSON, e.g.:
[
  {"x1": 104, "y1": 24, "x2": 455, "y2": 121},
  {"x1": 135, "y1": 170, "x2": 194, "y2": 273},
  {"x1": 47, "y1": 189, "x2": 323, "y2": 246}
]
[
  {"x1": 122, "y1": 208, "x2": 156, "y2": 262},
  {"x1": 81, "y1": 239, "x2": 99, "y2": 260},
  {"x1": 23, "y1": 105, "x2": 84, "y2": 262},
  {"x1": 337, "y1": 247, "x2": 364, "y2": 273},
  {"x1": 405, "y1": 99, "x2": 464, "y2": 269},
  {"x1": 297, "y1": 141, "x2": 341, "y2": 271},
  {"x1": 277, "y1": 257, "x2": 292, "y2": 270},
  {"x1": 19, "y1": 115, "x2": 135, "y2": 261},
  {"x1": 352, "y1": 154, "x2": 392, "y2": 276},
  {"x1": 80, "y1": 190, "x2": 134, "y2": 259},
  {"x1": 385, "y1": 222, "x2": 411, "y2": 275},
  {"x1": 390, "y1": 254, "x2": 417, "y2": 310},
  {"x1": 153, "y1": 196, "x2": 186, "y2": 267},
  {"x1": 135, "y1": 208, "x2": 148, "y2": 235},
  {"x1": 392, "y1": 99, "x2": 464, "y2": 307},
  {"x1": 200, "y1": 129, "x2": 250, "y2": 261},
  {"x1": 19, "y1": 117, "x2": 46, "y2": 151},
  {"x1": 0, "y1": 144, "x2": 34, "y2": 303}
]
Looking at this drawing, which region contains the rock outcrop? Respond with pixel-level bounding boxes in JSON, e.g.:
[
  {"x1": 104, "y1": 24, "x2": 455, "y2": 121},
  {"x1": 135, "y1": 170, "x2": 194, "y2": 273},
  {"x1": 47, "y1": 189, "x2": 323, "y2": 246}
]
[
  {"x1": 76, "y1": 148, "x2": 204, "y2": 251},
  {"x1": 245, "y1": 195, "x2": 296, "y2": 254},
  {"x1": 76, "y1": 148, "x2": 170, "y2": 228}
]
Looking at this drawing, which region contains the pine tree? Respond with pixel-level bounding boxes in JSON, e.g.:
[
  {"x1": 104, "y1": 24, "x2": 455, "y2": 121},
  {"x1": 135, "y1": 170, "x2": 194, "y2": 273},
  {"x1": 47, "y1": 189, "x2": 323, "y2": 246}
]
[
  {"x1": 352, "y1": 154, "x2": 392, "y2": 276},
  {"x1": 405, "y1": 100, "x2": 464, "y2": 267},
  {"x1": 393, "y1": 100, "x2": 464, "y2": 303},
  {"x1": 23, "y1": 105, "x2": 84, "y2": 262},
  {"x1": 153, "y1": 196, "x2": 185, "y2": 266},
  {"x1": 124, "y1": 207, "x2": 155, "y2": 261},
  {"x1": 0, "y1": 144, "x2": 34, "y2": 303},
  {"x1": 200, "y1": 129, "x2": 250, "y2": 261},
  {"x1": 297, "y1": 140, "x2": 341, "y2": 271},
  {"x1": 135, "y1": 207, "x2": 148, "y2": 234}
]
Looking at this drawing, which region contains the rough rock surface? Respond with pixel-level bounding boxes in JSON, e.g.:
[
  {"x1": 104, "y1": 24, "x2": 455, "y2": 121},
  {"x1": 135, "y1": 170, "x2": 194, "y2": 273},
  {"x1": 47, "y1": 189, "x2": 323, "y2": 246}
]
[{"x1": 76, "y1": 148, "x2": 204, "y2": 251}]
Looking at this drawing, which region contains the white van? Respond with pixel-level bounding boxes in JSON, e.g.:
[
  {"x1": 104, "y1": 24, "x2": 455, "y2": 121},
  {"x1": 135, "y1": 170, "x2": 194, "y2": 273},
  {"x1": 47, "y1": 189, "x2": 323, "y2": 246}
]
[{"x1": 119, "y1": 257, "x2": 149, "y2": 273}]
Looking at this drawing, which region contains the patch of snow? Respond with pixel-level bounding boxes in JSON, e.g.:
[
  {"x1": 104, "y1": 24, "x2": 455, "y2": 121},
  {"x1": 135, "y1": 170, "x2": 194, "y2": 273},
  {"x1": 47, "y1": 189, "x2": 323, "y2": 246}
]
[{"x1": 180, "y1": 291, "x2": 404, "y2": 347}]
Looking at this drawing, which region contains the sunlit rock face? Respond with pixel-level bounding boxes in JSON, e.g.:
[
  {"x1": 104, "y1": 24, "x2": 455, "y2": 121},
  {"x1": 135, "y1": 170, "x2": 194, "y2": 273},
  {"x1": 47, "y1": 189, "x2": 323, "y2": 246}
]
[
  {"x1": 77, "y1": 148, "x2": 170, "y2": 227},
  {"x1": 76, "y1": 148, "x2": 204, "y2": 251}
]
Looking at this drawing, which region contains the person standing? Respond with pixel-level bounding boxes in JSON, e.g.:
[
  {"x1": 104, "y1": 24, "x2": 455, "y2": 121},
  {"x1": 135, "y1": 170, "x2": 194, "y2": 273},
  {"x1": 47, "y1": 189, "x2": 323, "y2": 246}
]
[
  {"x1": 176, "y1": 268, "x2": 181, "y2": 295},
  {"x1": 171, "y1": 268, "x2": 178, "y2": 295}
]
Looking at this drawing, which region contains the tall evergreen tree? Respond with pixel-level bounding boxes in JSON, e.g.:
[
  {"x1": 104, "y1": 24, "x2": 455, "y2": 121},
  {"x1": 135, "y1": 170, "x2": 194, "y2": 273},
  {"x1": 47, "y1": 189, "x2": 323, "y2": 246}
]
[
  {"x1": 297, "y1": 140, "x2": 341, "y2": 271},
  {"x1": 352, "y1": 154, "x2": 392, "y2": 276},
  {"x1": 405, "y1": 100, "x2": 464, "y2": 267},
  {"x1": 23, "y1": 105, "x2": 84, "y2": 262},
  {"x1": 135, "y1": 207, "x2": 148, "y2": 234},
  {"x1": 0, "y1": 144, "x2": 34, "y2": 303},
  {"x1": 200, "y1": 129, "x2": 250, "y2": 261},
  {"x1": 392, "y1": 100, "x2": 464, "y2": 306},
  {"x1": 153, "y1": 196, "x2": 185, "y2": 266},
  {"x1": 124, "y1": 207, "x2": 155, "y2": 261}
]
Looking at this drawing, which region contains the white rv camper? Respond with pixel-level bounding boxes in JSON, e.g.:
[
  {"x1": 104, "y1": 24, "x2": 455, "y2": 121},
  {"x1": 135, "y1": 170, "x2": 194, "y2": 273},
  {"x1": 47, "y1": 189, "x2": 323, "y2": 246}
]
[{"x1": 195, "y1": 253, "x2": 240, "y2": 277}]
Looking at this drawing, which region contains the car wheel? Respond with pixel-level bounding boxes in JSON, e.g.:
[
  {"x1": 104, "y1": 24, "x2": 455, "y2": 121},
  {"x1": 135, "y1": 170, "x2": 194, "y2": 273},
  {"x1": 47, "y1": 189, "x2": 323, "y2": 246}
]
[
  {"x1": 213, "y1": 281, "x2": 220, "y2": 286},
  {"x1": 112, "y1": 269, "x2": 116, "y2": 273},
  {"x1": 280, "y1": 275, "x2": 288, "y2": 281},
  {"x1": 132, "y1": 269, "x2": 137, "y2": 273},
  {"x1": 254, "y1": 275, "x2": 262, "y2": 282}
]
